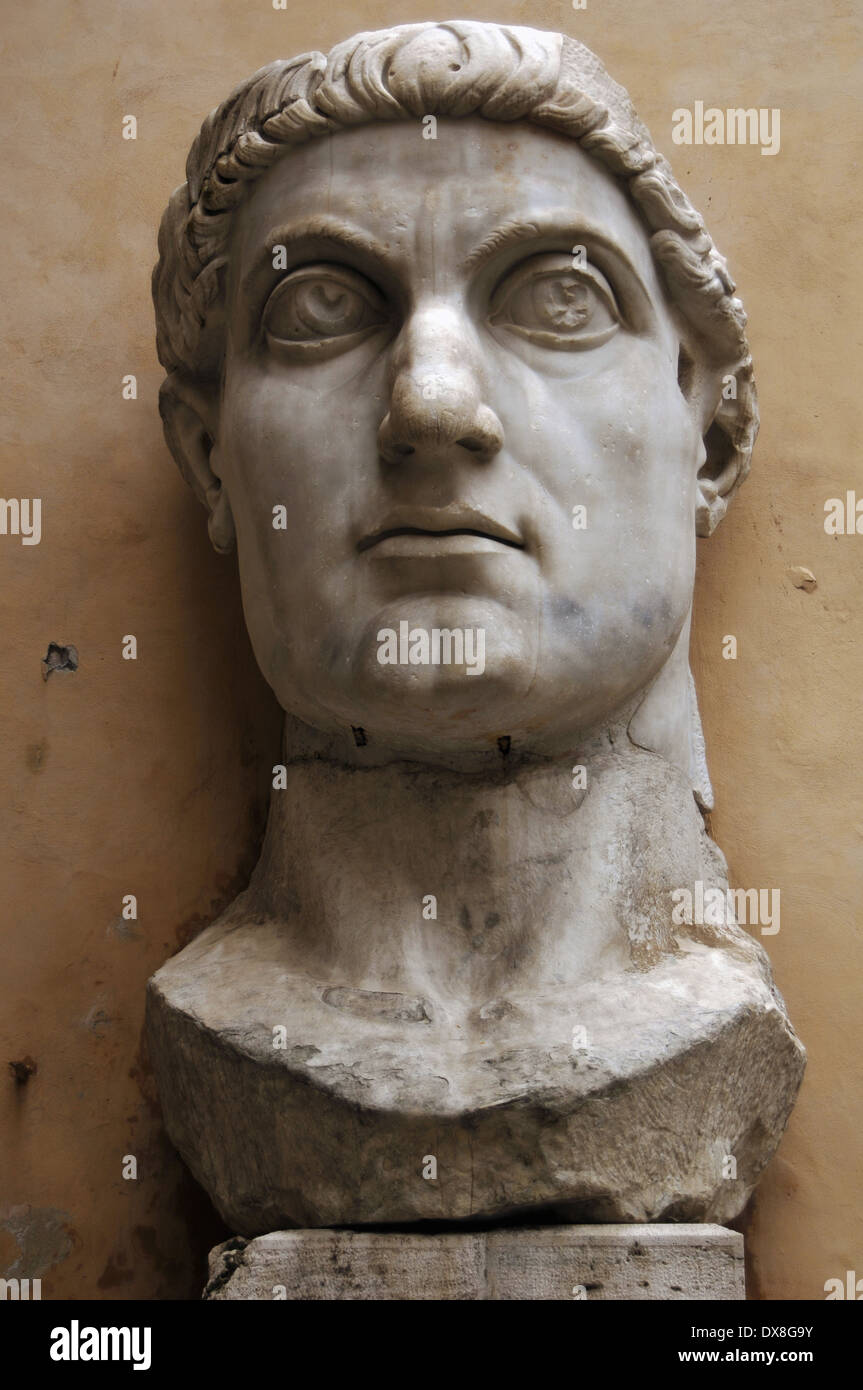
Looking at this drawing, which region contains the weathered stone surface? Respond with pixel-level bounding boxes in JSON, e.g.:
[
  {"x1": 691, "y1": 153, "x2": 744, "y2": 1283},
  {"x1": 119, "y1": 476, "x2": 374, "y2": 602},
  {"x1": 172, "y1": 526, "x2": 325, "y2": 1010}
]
[
  {"x1": 204, "y1": 1225, "x2": 745, "y2": 1301},
  {"x1": 147, "y1": 866, "x2": 804, "y2": 1233},
  {"x1": 147, "y1": 20, "x2": 804, "y2": 1236}
]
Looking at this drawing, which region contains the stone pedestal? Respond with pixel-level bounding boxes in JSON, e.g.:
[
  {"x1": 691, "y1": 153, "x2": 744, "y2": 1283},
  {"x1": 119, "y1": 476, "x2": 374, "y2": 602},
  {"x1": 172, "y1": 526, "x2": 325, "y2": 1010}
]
[{"x1": 204, "y1": 1224, "x2": 745, "y2": 1301}]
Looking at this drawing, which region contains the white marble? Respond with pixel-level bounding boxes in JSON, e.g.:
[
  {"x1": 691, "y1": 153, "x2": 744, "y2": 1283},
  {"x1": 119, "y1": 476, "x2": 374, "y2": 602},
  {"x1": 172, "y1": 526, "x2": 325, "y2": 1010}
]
[{"x1": 148, "y1": 21, "x2": 803, "y2": 1234}]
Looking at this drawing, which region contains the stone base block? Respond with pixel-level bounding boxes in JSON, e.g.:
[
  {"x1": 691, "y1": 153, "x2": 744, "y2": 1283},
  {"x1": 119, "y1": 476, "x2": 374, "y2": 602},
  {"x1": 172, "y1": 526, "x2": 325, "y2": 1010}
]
[{"x1": 204, "y1": 1224, "x2": 745, "y2": 1300}]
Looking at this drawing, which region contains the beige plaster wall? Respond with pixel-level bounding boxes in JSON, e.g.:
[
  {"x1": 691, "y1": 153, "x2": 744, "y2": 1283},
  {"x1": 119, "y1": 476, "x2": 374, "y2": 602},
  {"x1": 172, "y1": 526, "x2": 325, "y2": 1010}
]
[{"x1": 1, "y1": 0, "x2": 859, "y2": 1299}]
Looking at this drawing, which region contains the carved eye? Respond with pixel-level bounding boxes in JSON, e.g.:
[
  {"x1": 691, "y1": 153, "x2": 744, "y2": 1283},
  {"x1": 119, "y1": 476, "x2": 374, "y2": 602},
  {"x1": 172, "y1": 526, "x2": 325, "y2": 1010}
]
[
  {"x1": 263, "y1": 265, "x2": 388, "y2": 352},
  {"x1": 490, "y1": 254, "x2": 620, "y2": 350}
]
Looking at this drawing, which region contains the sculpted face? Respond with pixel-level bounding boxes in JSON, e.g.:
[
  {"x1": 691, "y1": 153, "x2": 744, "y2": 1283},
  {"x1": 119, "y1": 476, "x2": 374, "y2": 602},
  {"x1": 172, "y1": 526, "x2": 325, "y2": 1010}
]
[{"x1": 216, "y1": 118, "x2": 704, "y2": 753}]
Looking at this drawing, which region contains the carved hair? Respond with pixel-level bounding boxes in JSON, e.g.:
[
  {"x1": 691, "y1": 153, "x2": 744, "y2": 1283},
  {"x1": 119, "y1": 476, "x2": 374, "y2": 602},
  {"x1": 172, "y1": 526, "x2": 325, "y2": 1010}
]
[{"x1": 153, "y1": 20, "x2": 758, "y2": 534}]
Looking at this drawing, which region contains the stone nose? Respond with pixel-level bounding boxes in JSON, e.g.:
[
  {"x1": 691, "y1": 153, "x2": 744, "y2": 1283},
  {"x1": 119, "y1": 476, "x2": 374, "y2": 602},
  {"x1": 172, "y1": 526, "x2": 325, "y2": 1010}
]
[{"x1": 377, "y1": 301, "x2": 504, "y2": 467}]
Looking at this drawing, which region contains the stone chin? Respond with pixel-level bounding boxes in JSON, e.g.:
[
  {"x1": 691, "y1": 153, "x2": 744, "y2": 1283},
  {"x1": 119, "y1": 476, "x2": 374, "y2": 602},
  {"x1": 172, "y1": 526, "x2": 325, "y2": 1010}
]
[{"x1": 258, "y1": 619, "x2": 686, "y2": 759}]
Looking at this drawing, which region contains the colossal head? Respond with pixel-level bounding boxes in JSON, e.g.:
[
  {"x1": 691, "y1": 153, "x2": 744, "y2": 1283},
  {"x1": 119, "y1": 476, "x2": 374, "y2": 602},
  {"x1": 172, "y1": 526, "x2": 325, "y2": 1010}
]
[{"x1": 153, "y1": 19, "x2": 756, "y2": 782}]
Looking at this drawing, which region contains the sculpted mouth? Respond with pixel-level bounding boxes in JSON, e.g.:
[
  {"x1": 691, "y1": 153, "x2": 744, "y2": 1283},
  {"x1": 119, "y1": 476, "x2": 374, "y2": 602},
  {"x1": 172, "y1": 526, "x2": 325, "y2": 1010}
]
[{"x1": 358, "y1": 510, "x2": 526, "y2": 553}]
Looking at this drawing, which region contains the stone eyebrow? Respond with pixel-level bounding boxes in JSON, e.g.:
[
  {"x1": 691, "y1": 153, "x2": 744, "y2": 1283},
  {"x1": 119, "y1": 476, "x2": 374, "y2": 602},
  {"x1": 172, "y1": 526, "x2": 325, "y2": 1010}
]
[
  {"x1": 462, "y1": 215, "x2": 646, "y2": 287},
  {"x1": 240, "y1": 216, "x2": 397, "y2": 296},
  {"x1": 463, "y1": 220, "x2": 543, "y2": 271}
]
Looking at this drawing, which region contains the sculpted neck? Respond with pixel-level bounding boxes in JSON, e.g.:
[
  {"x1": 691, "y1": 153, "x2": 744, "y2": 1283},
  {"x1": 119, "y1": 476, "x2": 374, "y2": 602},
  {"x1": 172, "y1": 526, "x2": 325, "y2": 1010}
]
[{"x1": 243, "y1": 703, "x2": 714, "y2": 1010}]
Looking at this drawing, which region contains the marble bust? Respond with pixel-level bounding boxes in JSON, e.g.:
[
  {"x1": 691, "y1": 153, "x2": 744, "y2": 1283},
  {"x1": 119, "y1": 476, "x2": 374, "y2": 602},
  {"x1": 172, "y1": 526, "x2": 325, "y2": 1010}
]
[{"x1": 147, "y1": 20, "x2": 804, "y2": 1235}]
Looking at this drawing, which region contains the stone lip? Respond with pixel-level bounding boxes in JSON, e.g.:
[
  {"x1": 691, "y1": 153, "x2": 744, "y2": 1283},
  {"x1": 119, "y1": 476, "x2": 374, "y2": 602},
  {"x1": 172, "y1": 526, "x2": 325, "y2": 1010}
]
[
  {"x1": 203, "y1": 1224, "x2": 746, "y2": 1301},
  {"x1": 147, "y1": 920, "x2": 805, "y2": 1234}
]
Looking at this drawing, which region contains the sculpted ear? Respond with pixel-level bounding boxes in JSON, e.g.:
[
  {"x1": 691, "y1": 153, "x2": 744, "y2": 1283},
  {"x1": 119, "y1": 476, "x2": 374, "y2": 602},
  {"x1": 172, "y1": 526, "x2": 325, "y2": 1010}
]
[
  {"x1": 158, "y1": 372, "x2": 236, "y2": 554},
  {"x1": 676, "y1": 342, "x2": 757, "y2": 537}
]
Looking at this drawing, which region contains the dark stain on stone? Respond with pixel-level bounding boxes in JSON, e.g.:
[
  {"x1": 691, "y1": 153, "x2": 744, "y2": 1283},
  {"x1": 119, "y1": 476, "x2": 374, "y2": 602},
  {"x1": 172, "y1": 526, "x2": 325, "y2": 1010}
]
[
  {"x1": 41, "y1": 642, "x2": 78, "y2": 680},
  {"x1": 9, "y1": 1056, "x2": 37, "y2": 1085},
  {"x1": 351, "y1": 725, "x2": 368, "y2": 746},
  {"x1": 632, "y1": 605, "x2": 656, "y2": 630},
  {"x1": 547, "y1": 596, "x2": 585, "y2": 623}
]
